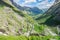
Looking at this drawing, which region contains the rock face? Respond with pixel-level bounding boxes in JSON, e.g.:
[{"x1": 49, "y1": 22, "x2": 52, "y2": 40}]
[
  {"x1": 36, "y1": 0, "x2": 60, "y2": 26},
  {"x1": 40, "y1": 0, "x2": 60, "y2": 25},
  {"x1": 55, "y1": 0, "x2": 60, "y2": 3},
  {"x1": 35, "y1": 0, "x2": 60, "y2": 36},
  {"x1": 0, "y1": 0, "x2": 37, "y2": 36},
  {"x1": 44, "y1": 0, "x2": 60, "y2": 24}
]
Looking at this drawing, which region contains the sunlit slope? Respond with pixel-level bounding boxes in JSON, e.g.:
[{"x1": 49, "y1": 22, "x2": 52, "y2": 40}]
[{"x1": 0, "y1": 0, "x2": 44, "y2": 36}]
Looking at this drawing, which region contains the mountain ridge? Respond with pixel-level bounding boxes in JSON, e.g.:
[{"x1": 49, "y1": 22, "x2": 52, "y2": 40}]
[{"x1": 10, "y1": 0, "x2": 43, "y2": 15}]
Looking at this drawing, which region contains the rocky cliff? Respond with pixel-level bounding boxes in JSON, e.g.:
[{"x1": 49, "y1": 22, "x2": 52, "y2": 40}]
[{"x1": 36, "y1": 0, "x2": 60, "y2": 26}]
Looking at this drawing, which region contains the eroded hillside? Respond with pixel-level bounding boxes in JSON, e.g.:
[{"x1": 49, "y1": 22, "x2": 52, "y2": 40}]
[{"x1": 0, "y1": 0, "x2": 44, "y2": 36}]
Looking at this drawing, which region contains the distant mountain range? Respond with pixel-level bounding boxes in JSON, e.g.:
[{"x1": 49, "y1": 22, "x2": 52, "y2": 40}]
[{"x1": 10, "y1": 0, "x2": 44, "y2": 15}]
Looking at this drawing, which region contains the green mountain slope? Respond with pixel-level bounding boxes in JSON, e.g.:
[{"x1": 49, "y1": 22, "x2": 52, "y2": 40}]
[
  {"x1": 0, "y1": 0, "x2": 44, "y2": 36},
  {"x1": 0, "y1": 0, "x2": 59, "y2": 40},
  {"x1": 36, "y1": 1, "x2": 60, "y2": 26},
  {"x1": 35, "y1": 0, "x2": 60, "y2": 36}
]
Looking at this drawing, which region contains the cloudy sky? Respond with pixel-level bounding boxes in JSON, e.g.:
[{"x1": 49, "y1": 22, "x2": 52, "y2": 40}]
[{"x1": 13, "y1": 0, "x2": 55, "y2": 9}]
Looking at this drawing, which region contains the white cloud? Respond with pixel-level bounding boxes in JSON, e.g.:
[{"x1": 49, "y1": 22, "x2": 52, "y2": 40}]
[
  {"x1": 37, "y1": 0, "x2": 55, "y2": 9},
  {"x1": 18, "y1": 0, "x2": 36, "y2": 7},
  {"x1": 17, "y1": 0, "x2": 36, "y2": 7},
  {"x1": 13, "y1": 0, "x2": 20, "y2": 3},
  {"x1": 24, "y1": 0, "x2": 36, "y2": 3},
  {"x1": 13, "y1": 0, "x2": 55, "y2": 9}
]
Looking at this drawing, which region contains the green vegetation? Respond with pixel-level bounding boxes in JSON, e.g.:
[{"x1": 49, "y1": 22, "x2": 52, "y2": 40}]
[
  {"x1": 0, "y1": 0, "x2": 60, "y2": 40},
  {"x1": 35, "y1": 0, "x2": 60, "y2": 36},
  {"x1": 0, "y1": 35, "x2": 60, "y2": 40},
  {"x1": 0, "y1": 0, "x2": 44, "y2": 36}
]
